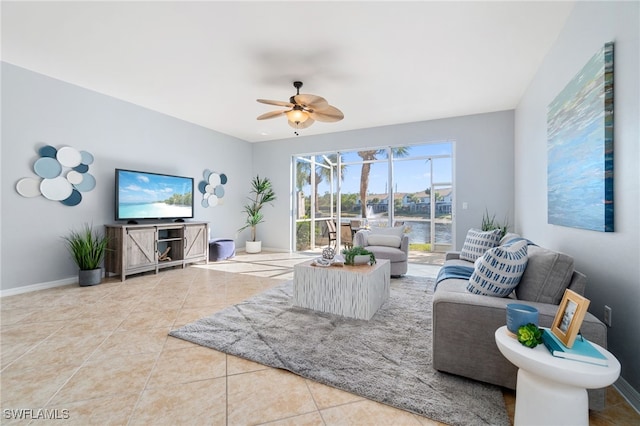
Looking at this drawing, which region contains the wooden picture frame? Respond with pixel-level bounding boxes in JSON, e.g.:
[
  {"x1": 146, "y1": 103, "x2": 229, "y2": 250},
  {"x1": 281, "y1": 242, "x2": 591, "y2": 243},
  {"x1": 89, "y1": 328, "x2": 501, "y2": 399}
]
[{"x1": 551, "y1": 289, "x2": 590, "y2": 348}]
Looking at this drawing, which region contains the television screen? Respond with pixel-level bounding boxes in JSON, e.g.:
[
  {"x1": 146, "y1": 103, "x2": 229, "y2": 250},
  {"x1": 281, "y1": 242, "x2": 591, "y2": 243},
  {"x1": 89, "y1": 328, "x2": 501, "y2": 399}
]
[{"x1": 115, "y1": 169, "x2": 194, "y2": 221}]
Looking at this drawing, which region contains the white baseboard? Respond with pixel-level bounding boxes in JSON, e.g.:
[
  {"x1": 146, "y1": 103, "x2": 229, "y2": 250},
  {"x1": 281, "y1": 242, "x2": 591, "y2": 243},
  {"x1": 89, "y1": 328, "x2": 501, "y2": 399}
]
[
  {"x1": 615, "y1": 377, "x2": 640, "y2": 414},
  {"x1": 0, "y1": 277, "x2": 77, "y2": 297}
]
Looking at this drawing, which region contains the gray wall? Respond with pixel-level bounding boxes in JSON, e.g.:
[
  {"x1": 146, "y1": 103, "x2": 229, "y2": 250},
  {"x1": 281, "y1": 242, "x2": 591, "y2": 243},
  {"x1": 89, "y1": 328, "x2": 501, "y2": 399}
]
[
  {"x1": 252, "y1": 110, "x2": 515, "y2": 252},
  {"x1": 515, "y1": 1, "x2": 639, "y2": 400},
  {"x1": 1, "y1": 63, "x2": 253, "y2": 293}
]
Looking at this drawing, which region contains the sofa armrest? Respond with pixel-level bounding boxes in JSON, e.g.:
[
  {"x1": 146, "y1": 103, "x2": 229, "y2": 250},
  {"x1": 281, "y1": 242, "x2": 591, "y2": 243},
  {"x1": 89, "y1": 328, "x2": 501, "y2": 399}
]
[
  {"x1": 353, "y1": 230, "x2": 369, "y2": 247},
  {"x1": 400, "y1": 234, "x2": 409, "y2": 254},
  {"x1": 445, "y1": 251, "x2": 461, "y2": 261}
]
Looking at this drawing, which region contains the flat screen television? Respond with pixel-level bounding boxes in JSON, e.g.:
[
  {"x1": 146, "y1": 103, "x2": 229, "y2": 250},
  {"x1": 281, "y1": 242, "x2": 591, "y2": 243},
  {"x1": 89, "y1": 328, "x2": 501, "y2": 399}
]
[{"x1": 115, "y1": 168, "x2": 194, "y2": 222}]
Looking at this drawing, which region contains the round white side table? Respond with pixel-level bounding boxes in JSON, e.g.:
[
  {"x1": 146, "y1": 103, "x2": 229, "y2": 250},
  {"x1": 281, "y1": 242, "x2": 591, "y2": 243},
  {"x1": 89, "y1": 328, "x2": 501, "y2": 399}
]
[{"x1": 495, "y1": 326, "x2": 620, "y2": 426}]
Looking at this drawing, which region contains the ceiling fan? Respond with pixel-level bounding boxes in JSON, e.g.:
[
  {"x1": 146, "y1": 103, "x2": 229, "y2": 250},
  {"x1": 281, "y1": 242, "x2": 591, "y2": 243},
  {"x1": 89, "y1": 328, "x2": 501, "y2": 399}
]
[{"x1": 257, "y1": 81, "x2": 344, "y2": 132}]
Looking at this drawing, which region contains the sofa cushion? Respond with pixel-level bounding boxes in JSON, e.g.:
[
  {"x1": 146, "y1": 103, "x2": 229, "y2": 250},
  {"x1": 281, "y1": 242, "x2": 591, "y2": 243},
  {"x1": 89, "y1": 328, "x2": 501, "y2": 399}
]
[
  {"x1": 516, "y1": 245, "x2": 574, "y2": 304},
  {"x1": 367, "y1": 245, "x2": 407, "y2": 262},
  {"x1": 459, "y1": 229, "x2": 502, "y2": 262},
  {"x1": 467, "y1": 240, "x2": 529, "y2": 297}
]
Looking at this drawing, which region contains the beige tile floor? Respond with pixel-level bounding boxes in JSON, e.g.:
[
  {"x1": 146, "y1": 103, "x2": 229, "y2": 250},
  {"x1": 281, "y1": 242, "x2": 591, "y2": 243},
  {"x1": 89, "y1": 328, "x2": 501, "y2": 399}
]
[{"x1": 1, "y1": 251, "x2": 638, "y2": 425}]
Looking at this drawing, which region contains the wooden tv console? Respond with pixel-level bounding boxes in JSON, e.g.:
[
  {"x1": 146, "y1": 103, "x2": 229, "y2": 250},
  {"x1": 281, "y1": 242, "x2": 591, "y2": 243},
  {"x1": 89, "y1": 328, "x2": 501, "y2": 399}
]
[{"x1": 104, "y1": 222, "x2": 209, "y2": 282}]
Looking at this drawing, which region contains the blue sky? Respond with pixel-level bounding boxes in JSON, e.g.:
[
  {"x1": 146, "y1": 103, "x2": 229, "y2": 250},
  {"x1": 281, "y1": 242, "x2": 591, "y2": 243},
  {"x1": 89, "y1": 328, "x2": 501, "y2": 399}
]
[
  {"x1": 118, "y1": 170, "x2": 192, "y2": 203},
  {"x1": 314, "y1": 142, "x2": 452, "y2": 194}
]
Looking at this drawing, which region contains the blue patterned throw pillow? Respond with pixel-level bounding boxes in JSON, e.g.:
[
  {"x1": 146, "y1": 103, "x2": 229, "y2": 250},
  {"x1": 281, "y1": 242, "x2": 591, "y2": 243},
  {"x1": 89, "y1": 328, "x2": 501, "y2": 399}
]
[
  {"x1": 459, "y1": 229, "x2": 502, "y2": 262},
  {"x1": 467, "y1": 240, "x2": 529, "y2": 297}
]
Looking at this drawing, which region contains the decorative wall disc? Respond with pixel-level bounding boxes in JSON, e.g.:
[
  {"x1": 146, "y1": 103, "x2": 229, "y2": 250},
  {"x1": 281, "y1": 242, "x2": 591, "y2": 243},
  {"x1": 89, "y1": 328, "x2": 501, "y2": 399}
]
[
  {"x1": 38, "y1": 145, "x2": 57, "y2": 158},
  {"x1": 34, "y1": 157, "x2": 62, "y2": 179},
  {"x1": 40, "y1": 176, "x2": 73, "y2": 200},
  {"x1": 73, "y1": 163, "x2": 89, "y2": 173},
  {"x1": 80, "y1": 150, "x2": 94, "y2": 165},
  {"x1": 73, "y1": 173, "x2": 96, "y2": 192},
  {"x1": 16, "y1": 177, "x2": 42, "y2": 197},
  {"x1": 67, "y1": 170, "x2": 83, "y2": 185},
  {"x1": 57, "y1": 146, "x2": 82, "y2": 167},
  {"x1": 61, "y1": 189, "x2": 82, "y2": 206},
  {"x1": 17, "y1": 144, "x2": 96, "y2": 206},
  {"x1": 208, "y1": 173, "x2": 221, "y2": 187},
  {"x1": 198, "y1": 169, "x2": 227, "y2": 208}
]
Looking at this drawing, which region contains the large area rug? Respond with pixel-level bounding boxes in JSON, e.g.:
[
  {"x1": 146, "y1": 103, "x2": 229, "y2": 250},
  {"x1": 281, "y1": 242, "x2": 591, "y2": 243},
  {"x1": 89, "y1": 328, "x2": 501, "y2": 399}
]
[{"x1": 169, "y1": 276, "x2": 509, "y2": 426}]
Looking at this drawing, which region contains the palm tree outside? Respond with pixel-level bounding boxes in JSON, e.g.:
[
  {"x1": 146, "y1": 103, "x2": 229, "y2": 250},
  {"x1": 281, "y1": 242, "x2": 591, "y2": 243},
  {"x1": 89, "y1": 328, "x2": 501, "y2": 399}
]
[{"x1": 357, "y1": 147, "x2": 410, "y2": 218}]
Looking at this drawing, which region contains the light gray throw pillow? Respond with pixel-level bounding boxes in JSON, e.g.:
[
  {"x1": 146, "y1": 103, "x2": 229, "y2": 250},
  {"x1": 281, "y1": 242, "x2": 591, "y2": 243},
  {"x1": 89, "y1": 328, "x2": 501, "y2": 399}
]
[{"x1": 516, "y1": 245, "x2": 575, "y2": 304}]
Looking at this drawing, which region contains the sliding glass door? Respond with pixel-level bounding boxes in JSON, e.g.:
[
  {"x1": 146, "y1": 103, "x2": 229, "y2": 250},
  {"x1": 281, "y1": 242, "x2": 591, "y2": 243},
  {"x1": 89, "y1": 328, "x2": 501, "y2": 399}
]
[{"x1": 293, "y1": 142, "x2": 453, "y2": 254}]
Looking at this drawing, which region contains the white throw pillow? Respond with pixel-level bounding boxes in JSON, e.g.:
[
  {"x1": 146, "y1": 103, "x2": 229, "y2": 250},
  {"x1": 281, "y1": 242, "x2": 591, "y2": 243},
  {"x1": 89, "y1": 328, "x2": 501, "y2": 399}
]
[
  {"x1": 367, "y1": 234, "x2": 401, "y2": 247},
  {"x1": 466, "y1": 240, "x2": 529, "y2": 297},
  {"x1": 366, "y1": 226, "x2": 404, "y2": 247},
  {"x1": 459, "y1": 229, "x2": 502, "y2": 262}
]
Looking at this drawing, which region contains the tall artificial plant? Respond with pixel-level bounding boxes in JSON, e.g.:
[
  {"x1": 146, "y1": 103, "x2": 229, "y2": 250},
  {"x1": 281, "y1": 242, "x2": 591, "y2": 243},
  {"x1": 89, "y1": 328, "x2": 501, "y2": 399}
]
[
  {"x1": 63, "y1": 223, "x2": 109, "y2": 270},
  {"x1": 239, "y1": 175, "x2": 277, "y2": 242}
]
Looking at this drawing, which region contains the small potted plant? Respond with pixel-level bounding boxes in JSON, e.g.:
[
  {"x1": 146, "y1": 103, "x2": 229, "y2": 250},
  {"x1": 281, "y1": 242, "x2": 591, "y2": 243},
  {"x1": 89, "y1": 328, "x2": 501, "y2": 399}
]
[
  {"x1": 342, "y1": 246, "x2": 376, "y2": 265},
  {"x1": 238, "y1": 175, "x2": 277, "y2": 253},
  {"x1": 63, "y1": 223, "x2": 109, "y2": 286},
  {"x1": 517, "y1": 323, "x2": 544, "y2": 348},
  {"x1": 481, "y1": 209, "x2": 510, "y2": 238}
]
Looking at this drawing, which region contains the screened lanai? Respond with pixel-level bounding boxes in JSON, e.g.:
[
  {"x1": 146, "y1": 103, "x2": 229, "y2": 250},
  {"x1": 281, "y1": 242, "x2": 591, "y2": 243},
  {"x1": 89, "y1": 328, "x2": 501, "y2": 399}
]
[{"x1": 292, "y1": 142, "x2": 454, "y2": 264}]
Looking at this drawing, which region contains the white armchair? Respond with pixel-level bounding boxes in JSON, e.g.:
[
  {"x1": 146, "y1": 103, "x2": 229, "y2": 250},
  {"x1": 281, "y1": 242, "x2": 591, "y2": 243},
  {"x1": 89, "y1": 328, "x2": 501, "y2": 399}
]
[{"x1": 354, "y1": 227, "x2": 409, "y2": 277}]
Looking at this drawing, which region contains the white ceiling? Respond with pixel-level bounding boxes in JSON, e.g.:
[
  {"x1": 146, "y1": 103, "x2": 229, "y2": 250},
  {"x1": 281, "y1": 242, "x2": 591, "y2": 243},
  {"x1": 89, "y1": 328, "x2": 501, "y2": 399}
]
[{"x1": 2, "y1": 1, "x2": 575, "y2": 142}]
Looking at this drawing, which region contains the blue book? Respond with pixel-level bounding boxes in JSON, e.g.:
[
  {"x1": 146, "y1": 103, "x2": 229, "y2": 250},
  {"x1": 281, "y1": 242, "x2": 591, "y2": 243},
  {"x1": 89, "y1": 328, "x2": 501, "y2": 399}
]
[{"x1": 542, "y1": 329, "x2": 608, "y2": 366}]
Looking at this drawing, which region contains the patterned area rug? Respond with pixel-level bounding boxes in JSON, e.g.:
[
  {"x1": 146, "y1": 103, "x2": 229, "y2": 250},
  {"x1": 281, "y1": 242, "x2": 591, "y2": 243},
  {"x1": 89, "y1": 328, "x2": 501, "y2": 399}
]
[{"x1": 170, "y1": 276, "x2": 509, "y2": 426}]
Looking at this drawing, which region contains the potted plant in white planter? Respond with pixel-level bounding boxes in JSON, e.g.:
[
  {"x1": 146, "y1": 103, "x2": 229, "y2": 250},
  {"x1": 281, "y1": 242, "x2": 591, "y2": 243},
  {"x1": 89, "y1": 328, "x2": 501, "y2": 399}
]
[
  {"x1": 238, "y1": 175, "x2": 276, "y2": 253},
  {"x1": 342, "y1": 246, "x2": 376, "y2": 265},
  {"x1": 63, "y1": 223, "x2": 109, "y2": 286}
]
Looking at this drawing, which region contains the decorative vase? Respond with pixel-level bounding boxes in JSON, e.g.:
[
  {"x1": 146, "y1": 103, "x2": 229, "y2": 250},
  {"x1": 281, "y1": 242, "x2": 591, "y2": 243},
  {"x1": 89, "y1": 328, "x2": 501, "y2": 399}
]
[
  {"x1": 245, "y1": 240, "x2": 262, "y2": 254},
  {"x1": 506, "y1": 303, "x2": 539, "y2": 334},
  {"x1": 78, "y1": 268, "x2": 102, "y2": 287}
]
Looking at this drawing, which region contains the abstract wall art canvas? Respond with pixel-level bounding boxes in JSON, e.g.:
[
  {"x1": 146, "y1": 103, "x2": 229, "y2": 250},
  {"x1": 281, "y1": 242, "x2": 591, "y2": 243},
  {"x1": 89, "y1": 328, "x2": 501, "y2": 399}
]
[{"x1": 547, "y1": 42, "x2": 614, "y2": 232}]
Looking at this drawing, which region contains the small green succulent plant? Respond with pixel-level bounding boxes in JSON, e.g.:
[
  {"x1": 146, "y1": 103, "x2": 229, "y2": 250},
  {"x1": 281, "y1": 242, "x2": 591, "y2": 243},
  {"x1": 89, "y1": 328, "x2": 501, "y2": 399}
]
[{"x1": 517, "y1": 323, "x2": 543, "y2": 348}]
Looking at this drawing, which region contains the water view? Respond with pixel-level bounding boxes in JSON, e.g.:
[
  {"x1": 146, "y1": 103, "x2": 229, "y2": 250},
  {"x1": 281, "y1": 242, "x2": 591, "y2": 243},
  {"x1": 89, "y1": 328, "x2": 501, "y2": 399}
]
[{"x1": 118, "y1": 202, "x2": 193, "y2": 220}]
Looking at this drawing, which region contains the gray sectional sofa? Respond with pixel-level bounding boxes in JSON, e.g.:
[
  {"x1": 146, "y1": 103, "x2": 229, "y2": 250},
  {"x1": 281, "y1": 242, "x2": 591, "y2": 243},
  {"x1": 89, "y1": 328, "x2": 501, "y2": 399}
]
[{"x1": 432, "y1": 233, "x2": 608, "y2": 411}]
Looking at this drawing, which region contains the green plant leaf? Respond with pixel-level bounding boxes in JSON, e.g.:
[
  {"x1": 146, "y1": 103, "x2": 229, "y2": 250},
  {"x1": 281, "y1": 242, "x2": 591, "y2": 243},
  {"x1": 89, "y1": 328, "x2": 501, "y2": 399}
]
[
  {"x1": 238, "y1": 175, "x2": 277, "y2": 241},
  {"x1": 63, "y1": 223, "x2": 109, "y2": 270}
]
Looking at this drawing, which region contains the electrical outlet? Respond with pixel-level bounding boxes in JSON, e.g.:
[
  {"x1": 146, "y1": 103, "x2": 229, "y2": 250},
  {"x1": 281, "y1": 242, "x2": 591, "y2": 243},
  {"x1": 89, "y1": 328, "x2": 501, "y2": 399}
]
[{"x1": 604, "y1": 305, "x2": 612, "y2": 327}]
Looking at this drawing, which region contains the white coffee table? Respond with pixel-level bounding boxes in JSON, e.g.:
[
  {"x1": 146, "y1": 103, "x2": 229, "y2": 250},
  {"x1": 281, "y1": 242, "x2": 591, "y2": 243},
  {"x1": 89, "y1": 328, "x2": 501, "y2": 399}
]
[
  {"x1": 293, "y1": 259, "x2": 390, "y2": 320},
  {"x1": 495, "y1": 326, "x2": 620, "y2": 426}
]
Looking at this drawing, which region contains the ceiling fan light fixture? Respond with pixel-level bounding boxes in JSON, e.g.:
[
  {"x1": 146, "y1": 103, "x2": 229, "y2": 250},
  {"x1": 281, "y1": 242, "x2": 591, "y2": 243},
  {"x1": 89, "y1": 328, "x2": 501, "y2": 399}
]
[
  {"x1": 285, "y1": 109, "x2": 309, "y2": 124},
  {"x1": 257, "y1": 81, "x2": 342, "y2": 134}
]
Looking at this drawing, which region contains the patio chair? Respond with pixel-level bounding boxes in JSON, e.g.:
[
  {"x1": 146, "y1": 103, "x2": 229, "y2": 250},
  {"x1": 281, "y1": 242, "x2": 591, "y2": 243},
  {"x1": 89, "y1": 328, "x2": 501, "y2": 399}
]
[
  {"x1": 340, "y1": 223, "x2": 354, "y2": 250},
  {"x1": 326, "y1": 220, "x2": 338, "y2": 249}
]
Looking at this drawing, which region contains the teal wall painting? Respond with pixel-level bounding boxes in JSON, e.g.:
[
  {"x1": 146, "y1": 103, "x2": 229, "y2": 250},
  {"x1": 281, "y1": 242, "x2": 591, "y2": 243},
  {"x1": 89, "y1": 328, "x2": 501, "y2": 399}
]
[{"x1": 547, "y1": 42, "x2": 614, "y2": 232}]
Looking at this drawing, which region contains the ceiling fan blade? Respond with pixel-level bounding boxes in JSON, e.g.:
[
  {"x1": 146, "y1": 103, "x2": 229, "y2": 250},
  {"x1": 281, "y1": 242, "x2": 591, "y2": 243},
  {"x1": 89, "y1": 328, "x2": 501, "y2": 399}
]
[
  {"x1": 257, "y1": 99, "x2": 294, "y2": 108},
  {"x1": 257, "y1": 110, "x2": 288, "y2": 120},
  {"x1": 288, "y1": 117, "x2": 315, "y2": 129},
  {"x1": 294, "y1": 94, "x2": 328, "y2": 110},
  {"x1": 308, "y1": 106, "x2": 344, "y2": 122}
]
